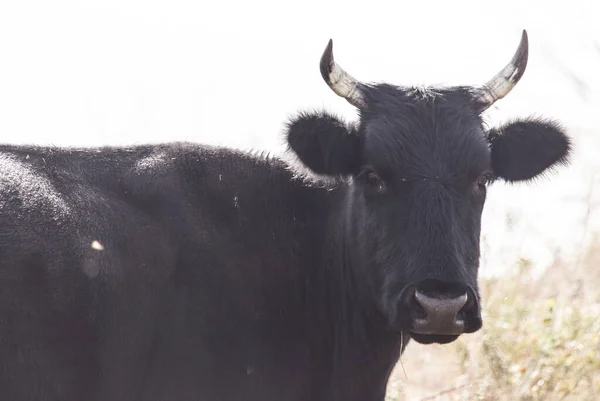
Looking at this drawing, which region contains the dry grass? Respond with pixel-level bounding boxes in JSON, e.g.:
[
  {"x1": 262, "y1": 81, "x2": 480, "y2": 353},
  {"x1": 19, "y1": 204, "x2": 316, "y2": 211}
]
[{"x1": 387, "y1": 237, "x2": 600, "y2": 401}]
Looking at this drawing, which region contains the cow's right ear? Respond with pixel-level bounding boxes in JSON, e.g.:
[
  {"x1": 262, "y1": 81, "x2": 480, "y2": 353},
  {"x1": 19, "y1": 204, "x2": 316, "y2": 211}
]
[{"x1": 285, "y1": 110, "x2": 363, "y2": 176}]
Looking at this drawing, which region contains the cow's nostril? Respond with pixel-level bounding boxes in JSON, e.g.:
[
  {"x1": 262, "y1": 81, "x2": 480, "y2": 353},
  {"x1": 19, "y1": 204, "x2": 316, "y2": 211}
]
[{"x1": 457, "y1": 289, "x2": 477, "y2": 318}]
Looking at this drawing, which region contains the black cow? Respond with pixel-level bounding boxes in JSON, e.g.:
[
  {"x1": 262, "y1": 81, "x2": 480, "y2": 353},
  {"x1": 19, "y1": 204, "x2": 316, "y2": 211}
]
[{"x1": 0, "y1": 30, "x2": 570, "y2": 401}]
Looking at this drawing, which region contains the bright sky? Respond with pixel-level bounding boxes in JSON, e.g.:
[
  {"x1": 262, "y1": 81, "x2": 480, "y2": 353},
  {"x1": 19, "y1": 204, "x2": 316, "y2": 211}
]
[{"x1": 0, "y1": 0, "x2": 598, "y2": 277}]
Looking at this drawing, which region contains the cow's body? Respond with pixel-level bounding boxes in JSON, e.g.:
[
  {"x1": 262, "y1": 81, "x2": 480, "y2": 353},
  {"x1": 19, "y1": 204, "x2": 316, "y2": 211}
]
[
  {"x1": 0, "y1": 31, "x2": 572, "y2": 401},
  {"x1": 0, "y1": 144, "x2": 402, "y2": 401}
]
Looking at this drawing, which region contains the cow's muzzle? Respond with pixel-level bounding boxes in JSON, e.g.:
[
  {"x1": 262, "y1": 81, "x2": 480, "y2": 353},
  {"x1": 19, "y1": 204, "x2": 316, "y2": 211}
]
[{"x1": 394, "y1": 278, "x2": 482, "y2": 342}]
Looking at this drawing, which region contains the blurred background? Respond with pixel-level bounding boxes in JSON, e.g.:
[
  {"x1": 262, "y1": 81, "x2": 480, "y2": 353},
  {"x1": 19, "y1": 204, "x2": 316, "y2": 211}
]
[{"x1": 0, "y1": 0, "x2": 598, "y2": 399}]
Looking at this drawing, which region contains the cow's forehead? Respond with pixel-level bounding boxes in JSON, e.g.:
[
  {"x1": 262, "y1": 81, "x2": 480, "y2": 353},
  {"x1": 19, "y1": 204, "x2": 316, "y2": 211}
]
[{"x1": 360, "y1": 94, "x2": 491, "y2": 178}]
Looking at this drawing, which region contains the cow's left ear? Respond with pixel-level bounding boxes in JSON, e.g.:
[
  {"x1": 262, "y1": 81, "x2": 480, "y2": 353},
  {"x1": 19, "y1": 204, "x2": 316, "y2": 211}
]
[{"x1": 487, "y1": 117, "x2": 572, "y2": 182}]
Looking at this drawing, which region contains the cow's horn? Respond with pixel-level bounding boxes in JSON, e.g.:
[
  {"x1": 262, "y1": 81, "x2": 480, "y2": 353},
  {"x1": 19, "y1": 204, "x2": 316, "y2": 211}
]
[
  {"x1": 320, "y1": 39, "x2": 367, "y2": 109},
  {"x1": 475, "y1": 30, "x2": 529, "y2": 109}
]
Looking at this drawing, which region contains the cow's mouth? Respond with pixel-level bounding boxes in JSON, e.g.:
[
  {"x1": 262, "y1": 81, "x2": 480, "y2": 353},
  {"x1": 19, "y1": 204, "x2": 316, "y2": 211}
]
[{"x1": 409, "y1": 332, "x2": 460, "y2": 345}]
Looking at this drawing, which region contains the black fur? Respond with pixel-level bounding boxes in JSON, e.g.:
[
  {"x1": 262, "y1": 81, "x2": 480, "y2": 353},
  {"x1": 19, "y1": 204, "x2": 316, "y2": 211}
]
[
  {"x1": 487, "y1": 117, "x2": 572, "y2": 182},
  {"x1": 0, "y1": 61, "x2": 571, "y2": 401},
  {"x1": 286, "y1": 110, "x2": 362, "y2": 175}
]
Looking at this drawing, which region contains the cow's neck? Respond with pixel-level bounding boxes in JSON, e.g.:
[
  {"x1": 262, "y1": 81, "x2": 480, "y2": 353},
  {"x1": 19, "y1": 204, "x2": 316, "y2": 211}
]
[{"x1": 308, "y1": 183, "x2": 405, "y2": 400}]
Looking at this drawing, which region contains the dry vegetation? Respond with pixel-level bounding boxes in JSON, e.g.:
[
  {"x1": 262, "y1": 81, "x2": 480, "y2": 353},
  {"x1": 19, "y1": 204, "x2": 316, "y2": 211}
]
[{"x1": 386, "y1": 234, "x2": 600, "y2": 401}]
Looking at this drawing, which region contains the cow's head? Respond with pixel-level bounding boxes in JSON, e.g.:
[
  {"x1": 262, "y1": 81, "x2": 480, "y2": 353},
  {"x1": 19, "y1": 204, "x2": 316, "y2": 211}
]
[{"x1": 286, "y1": 31, "x2": 571, "y2": 345}]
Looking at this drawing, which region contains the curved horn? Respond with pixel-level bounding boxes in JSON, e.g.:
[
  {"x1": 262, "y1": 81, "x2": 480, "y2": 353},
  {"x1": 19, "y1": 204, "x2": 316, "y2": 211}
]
[
  {"x1": 475, "y1": 30, "x2": 529, "y2": 109},
  {"x1": 319, "y1": 39, "x2": 367, "y2": 109}
]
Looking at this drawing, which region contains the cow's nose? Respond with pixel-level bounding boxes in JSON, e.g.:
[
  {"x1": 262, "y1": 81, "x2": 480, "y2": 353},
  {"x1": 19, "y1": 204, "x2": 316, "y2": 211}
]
[{"x1": 411, "y1": 290, "x2": 468, "y2": 335}]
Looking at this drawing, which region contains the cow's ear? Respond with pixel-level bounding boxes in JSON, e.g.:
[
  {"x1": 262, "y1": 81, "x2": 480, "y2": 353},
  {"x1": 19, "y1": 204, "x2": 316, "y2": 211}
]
[
  {"x1": 285, "y1": 110, "x2": 363, "y2": 176},
  {"x1": 487, "y1": 117, "x2": 572, "y2": 182}
]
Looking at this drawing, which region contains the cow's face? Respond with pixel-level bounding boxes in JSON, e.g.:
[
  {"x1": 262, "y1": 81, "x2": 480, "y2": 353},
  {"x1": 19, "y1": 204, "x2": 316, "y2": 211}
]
[{"x1": 286, "y1": 31, "x2": 571, "y2": 345}]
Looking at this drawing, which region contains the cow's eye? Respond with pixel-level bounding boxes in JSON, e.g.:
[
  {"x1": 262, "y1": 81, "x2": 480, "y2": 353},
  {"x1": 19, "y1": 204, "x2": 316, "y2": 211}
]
[
  {"x1": 363, "y1": 169, "x2": 387, "y2": 195},
  {"x1": 476, "y1": 172, "x2": 493, "y2": 190}
]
